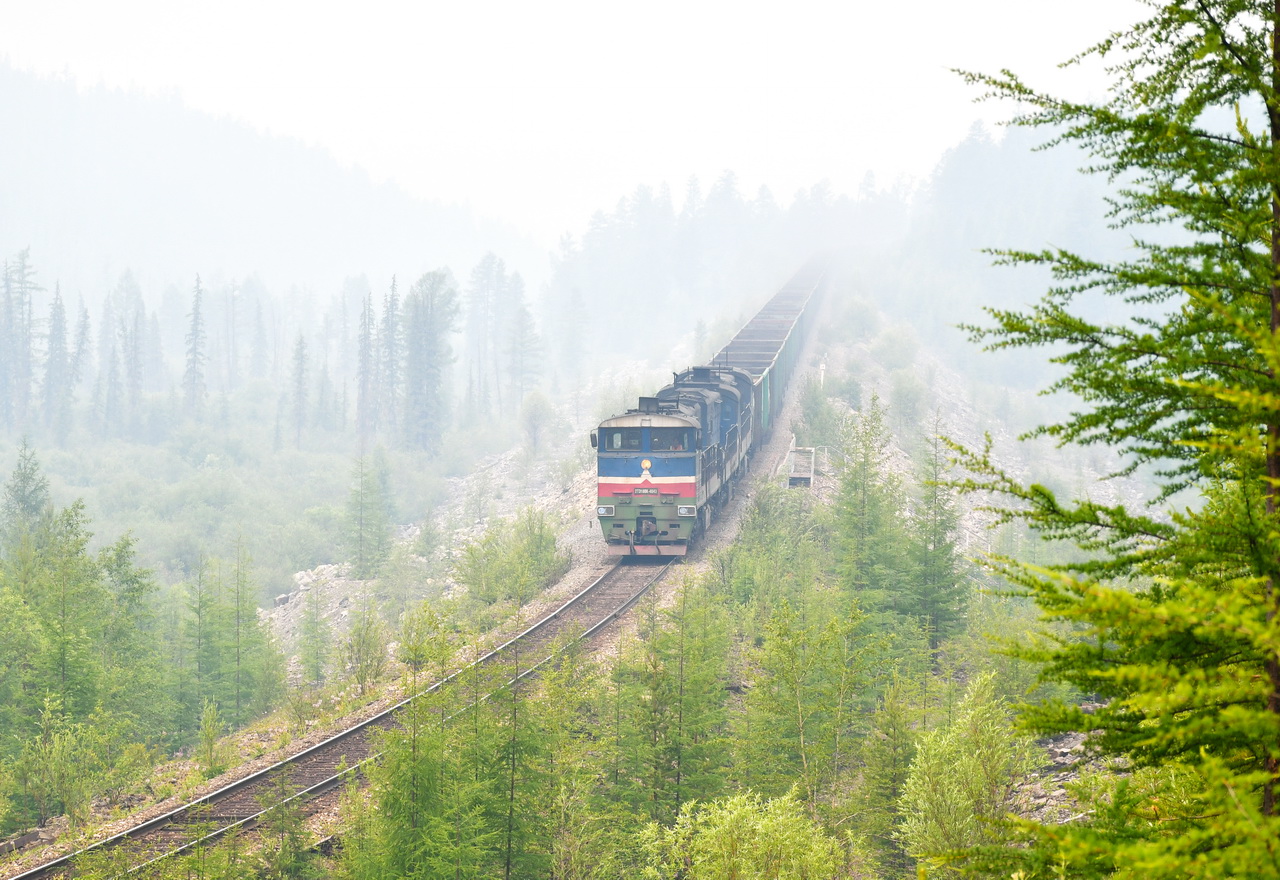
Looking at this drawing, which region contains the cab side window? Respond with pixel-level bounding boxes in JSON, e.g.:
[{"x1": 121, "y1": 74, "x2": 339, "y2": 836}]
[
  {"x1": 650, "y1": 428, "x2": 691, "y2": 451},
  {"x1": 604, "y1": 429, "x2": 642, "y2": 451}
]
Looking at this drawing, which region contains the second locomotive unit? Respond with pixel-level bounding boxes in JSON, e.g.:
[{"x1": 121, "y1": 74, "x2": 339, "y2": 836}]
[{"x1": 591, "y1": 260, "x2": 825, "y2": 555}]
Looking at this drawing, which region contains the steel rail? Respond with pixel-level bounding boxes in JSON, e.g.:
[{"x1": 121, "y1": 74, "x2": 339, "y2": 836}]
[{"x1": 7, "y1": 560, "x2": 673, "y2": 880}]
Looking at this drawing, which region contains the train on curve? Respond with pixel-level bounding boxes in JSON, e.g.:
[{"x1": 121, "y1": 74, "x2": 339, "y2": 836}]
[{"x1": 590, "y1": 260, "x2": 826, "y2": 556}]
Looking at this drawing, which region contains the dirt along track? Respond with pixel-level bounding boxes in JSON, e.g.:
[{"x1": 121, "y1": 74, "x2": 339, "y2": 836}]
[{"x1": 5, "y1": 560, "x2": 673, "y2": 880}]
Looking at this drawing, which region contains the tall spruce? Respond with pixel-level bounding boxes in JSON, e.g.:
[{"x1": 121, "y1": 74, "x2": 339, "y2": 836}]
[
  {"x1": 0, "y1": 260, "x2": 13, "y2": 430},
  {"x1": 356, "y1": 292, "x2": 377, "y2": 440},
  {"x1": 379, "y1": 278, "x2": 402, "y2": 434},
  {"x1": 952, "y1": 3, "x2": 1280, "y2": 875},
  {"x1": 909, "y1": 426, "x2": 966, "y2": 646},
  {"x1": 43, "y1": 286, "x2": 72, "y2": 440},
  {"x1": 290, "y1": 333, "x2": 308, "y2": 450},
  {"x1": 465, "y1": 253, "x2": 507, "y2": 420},
  {"x1": 183, "y1": 276, "x2": 207, "y2": 420},
  {"x1": 505, "y1": 293, "x2": 541, "y2": 413},
  {"x1": 4, "y1": 250, "x2": 40, "y2": 431},
  {"x1": 402, "y1": 270, "x2": 460, "y2": 454},
  {"x1": 834, "y1": 394, "x2": 913, "y2": 620},
  {"x1": 345, "y1": 453, "x2": 391, "y2": 578}
]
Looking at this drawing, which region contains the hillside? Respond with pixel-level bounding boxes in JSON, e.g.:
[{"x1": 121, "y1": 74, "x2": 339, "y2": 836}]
[{"x1": 0, "y1": 64, "x2": 543, "y2": 298}]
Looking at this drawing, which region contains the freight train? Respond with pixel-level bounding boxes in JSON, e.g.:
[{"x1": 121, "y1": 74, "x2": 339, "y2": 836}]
[{"x1": 590, "y1": 260, "x2": 826, "y2": 555}]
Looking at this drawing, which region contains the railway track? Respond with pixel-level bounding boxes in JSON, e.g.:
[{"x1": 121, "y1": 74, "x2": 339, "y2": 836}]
[{"x1": 6, "y1": 560, "x2": 673, "y2": 880}]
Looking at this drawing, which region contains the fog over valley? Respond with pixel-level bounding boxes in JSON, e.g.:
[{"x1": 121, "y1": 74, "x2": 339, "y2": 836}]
[{"x1": 5, "y1": 3, "x2": 1274, "y2": 879}]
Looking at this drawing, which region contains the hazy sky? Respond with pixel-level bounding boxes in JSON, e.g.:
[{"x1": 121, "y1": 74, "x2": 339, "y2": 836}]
[{"x1": 3, "y1": 0, "x2": 1143, "y2": 242}]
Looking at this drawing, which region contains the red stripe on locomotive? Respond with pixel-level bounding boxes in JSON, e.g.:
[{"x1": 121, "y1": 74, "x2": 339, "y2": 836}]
[{"x1": 597, "y1": 480, "x2": 697, "y2": 498}]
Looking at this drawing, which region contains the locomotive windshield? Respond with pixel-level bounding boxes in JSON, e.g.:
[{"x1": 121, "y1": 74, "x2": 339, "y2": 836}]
[
  {"x1": 603, "y1": 429, "x2": 642, "y2": 451},
  {"x1": 650, "y1": 428, "x2": 694, "y2": 451}
]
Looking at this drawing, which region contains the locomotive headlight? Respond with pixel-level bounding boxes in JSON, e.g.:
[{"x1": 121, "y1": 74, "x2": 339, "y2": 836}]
[
  {"x1": 677, "y1": 506, "x2": 696, "y2": 517},
  {"x1": 597, "y1": 505, "x2": 615, "y2": 516}
]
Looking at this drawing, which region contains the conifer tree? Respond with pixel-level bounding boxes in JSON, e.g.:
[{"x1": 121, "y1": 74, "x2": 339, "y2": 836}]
[
  {"x1": 299, "y1": 585, "x2": 330, "y2": 687},
  {"x1": 737, "y1": 597, "x2": 870, "y2": 812},
  {"x1": 4, "y1": 249, "x2": 40, "y2": 431},
  {"x1": 402, "y1": 270, "x2": 460, "y2": 454},
  {"x1": 951, "y1": 3, "x2": 1280, "y2": 874},
  {"x1": 356, "y1": 292, "x2": 377, "y2": 439},
  {"x1": 345, "y1": 453, "x2": 391, "y2": 578},
  {"x1": 290, "y1": 332, "x2": 307, "y2": 450},
  {"x1": 121, "y1": 304, "x2": 144, "y2": 433},
  {"x1": 183, "y1": 559, "x2": 223, "y2": 716},
  {"x1": 70, "y1": 301, "x2": 91, "y2": 393},
  {"x1": 379, "y1": 277, "x2": 402, "y2": 434},
  {"x1": 343, "y1": 600, "x2": 388, "y2": 696},
  {"x1": 43, "y1": 285, "x2": 72, "y2": 439},
  {"x1": 465, "y1": 254, "x2": 506, "y2": 420},
  {"x1": 0, "y1": 261, "x2": 13, "y2": 431},
  {"x1": 183, "y1": 276, "x2": 207, "y2": 420},
  {"x1": 908, "y1": 426, "x2": 966, "y2": 646},
  {"x1": 504, "y1": 277, "x2": 540, "y2": 410},
  {"x1": 1, "y1": 438, "x2": 51, "y2": 552},
  {"x1": 229, "y1": 541, "x2": 257, "y2": 726},
  {"x1": 833, "y1": 395, "x2": 913, "y2": 620},
  {"x1": 899, "y1": 674, "x2": 1035, "y2": 874},
  {"x1": 854, "y1": 672, "x2": 921, "y2": 871}
]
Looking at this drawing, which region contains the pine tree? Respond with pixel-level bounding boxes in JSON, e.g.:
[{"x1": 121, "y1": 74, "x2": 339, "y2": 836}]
[
  {"x1": 379, "y1": 278, "x2": 402, "y2": 434},
  {"x1": 2, "y1": 438, "x2": 51, "y2": 552},
  {"x1": 402, "y1": 270, "x2": 460, "y2": 454},
  {"x1": 299, "y1": 584, "x2": 329, "y2": 687},
  {"x1": 908, "y1": 426, "x2": 966, "y2": 647},
  {"x1": 43, "y1": 285, "x2": 72, "y2": 440},
  {"x1": 102, "y1": 343, "x2": 123, "y2": 437},
  {"x1": 0, "y1": 260, "x2": 14, "y2": 431},
  {"x1": 33, "y1": 502, "x2": 110, "y2": 718},
  {"x1": 70, "y1": 301, "x2": 91, "y2": 394},
  {"x1": 465, "y1": 254, "x2": 506, "y2": 421},
  {"x1": 737, "y1": 597, "x2": 870, "y2": 812},
  {"x1": 4, "y1": 249, "x2": 41, "y2": 431},
  {"x1": 833, "y1": 394, "x2": 913, "y2": 620},
  {"x1": 949, "y1": 4, "x2": 1280, "y2": 874},
  {"x1": 121, "y1": 304, "x2": 144, "y2": 434},
  {"x1": 343, "y1": 600, "x2": 387, "y2": 696},
  {"x1": 898, "y1": 674, "x2": 1036, "y2": 875},
  {"x1": 290, "y1": 333, "x2": 307, "y2": 450},
  {"x1": 503, "y1": 275, "x2": 540, "y2": 411},
  {"x1": 183, "y1": 276, "x2": 207, "y2": 420},
  {"x1": 251, "y1": 299, "x2": 269, "y2": 380},
  {"x1": 854, "y1": 672, "x2": 922, "y2": 871},
  {"x1": 356, "y1": 292, "x2": 377, "y2": 439},
  {"x1": 345, "y1": 453, "x2": 391, "y2": 578},
  {"x1": 229, "y1": 541, "x2": 256, "y2": 726}
]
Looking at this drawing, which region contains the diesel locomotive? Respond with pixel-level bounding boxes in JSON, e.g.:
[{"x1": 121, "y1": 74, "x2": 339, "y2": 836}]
[{"x1": 591, "y1": 260, "x2": 826, "y2": 555}]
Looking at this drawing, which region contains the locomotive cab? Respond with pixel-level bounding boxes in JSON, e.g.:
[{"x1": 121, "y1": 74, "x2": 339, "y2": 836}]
[{"x1": 594, "y1": 404, "x2": 700, "y2": 556}]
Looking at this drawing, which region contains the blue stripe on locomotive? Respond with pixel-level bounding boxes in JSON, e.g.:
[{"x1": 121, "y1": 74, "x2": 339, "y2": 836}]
[{"x1": 598, "y1": 455, "x2": 696, "y2": 478}]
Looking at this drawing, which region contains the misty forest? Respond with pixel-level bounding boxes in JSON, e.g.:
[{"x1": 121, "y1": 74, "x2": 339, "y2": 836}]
[{"x1": 3, "y1": 2, "x2": 1280, "y2": 879}]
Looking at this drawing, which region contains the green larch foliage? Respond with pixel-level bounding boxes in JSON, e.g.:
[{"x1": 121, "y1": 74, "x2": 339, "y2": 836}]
[
  {"x1": 1, "y1": 437, "x2": 50, "y2": 552},
  {"x1": 182, "y1": 276, "x2": 206, "y2": 420},
  {"x1": 737, "y1": 597, "x2": 871, "y2": 813},
  {"x1": 639, "y1": 791, "x2": 846, "y2": 880},
  {"x1": 908, "y1": 427, "x2": 967, "y2": 646},
  {"x1": 344, "y1": 452, "x2": 392, "y2": 579},
  {"x1": 290, "y1": 332, "x2": 307, "y2": 450},
  {"x1": 898, "y1": 673, "x2": 1036, "y2": 874},
  {"x1": 951, "y1": 1, "x2": 1280, "y2": 874},
  {"x1": 454, "y1": 507, "x2": 569, "y2": 606},
  {"x1": 853, "y1": 671, "x2": 922, "y2": 871},
  {"x1": 833, "y1": 394, "x2": 914, "y2": 621}
]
